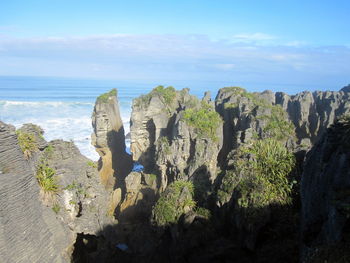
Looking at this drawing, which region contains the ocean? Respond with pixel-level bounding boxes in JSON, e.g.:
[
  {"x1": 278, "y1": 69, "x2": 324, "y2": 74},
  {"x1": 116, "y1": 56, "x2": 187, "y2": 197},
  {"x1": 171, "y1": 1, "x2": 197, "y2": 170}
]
[{"x1": 0, "y1": 76, "x2": 216, "y2": 160}]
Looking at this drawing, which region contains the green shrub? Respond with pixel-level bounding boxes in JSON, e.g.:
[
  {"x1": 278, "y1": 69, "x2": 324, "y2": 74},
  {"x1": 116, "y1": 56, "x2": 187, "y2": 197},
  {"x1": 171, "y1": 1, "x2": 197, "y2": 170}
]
[
  {"x1": 153, "y1": 85, "x2": 176, "y2": 105},
  {"x1": 136, "y1": 85, "x2": 176, "y2": 107},
  {"x1": 182, "y1": 102, "x2": 222, "y2": 141},
  {"x1": 36, "y1": 162, "x2": 60, "y2": 194},
  {"x1": 52, "y1": 203, "x2": 60, "y2": 214},
  {"x1": 194, "y1": 207, "x2": 211, "y2": 219},
  {"x1": 16, "y1": 130, "x2": 38, "y2": 159},
  {"x1": 96, "y1": 89, "x2": 117, "y2": 103},
  {"x1": 87, "y1": 160, "x2": 97, "y2": 168},
  {"x1": 237, "y1": 138, "x2": 295, "y2": 205},
  {"x1": 153, "y1": 180, "x2": 196, "y2": 226}
]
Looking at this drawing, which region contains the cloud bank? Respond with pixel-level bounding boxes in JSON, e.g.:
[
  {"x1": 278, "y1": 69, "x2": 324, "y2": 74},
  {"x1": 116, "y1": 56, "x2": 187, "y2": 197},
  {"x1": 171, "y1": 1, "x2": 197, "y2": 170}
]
[{"x1": 0, "y1": 34, "x2": 349, "y2": 92}]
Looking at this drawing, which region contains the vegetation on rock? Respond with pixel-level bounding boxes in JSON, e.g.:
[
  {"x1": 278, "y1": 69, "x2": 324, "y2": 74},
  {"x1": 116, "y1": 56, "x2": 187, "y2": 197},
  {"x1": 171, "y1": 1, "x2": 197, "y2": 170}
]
[
  {"x1": 222, "y1": 86, "x2": 295, "y2": 141},
  {"x1": 194, "y1": 207, "x2": 211, "y2": 219},
  {"x1": 36, "y1": 161, "x2": 60, "y2": 204},
  {"x1": 182, "y1": 102, "x2": 222, "y2": 141},
  {"x1": 86, "y1": 160, "x2": 97, "y2": 169},
  {"x1": 153, "y1": 180, "x2": 196, "y2": 226},
  {"x1": 218, "y1": 138, "x2": 296, "y2": 220},
  {"x1": 16, "y1": 130, "x2": 38, "y2": 159},
  {"x1": 135, "y1": 85, "x2": 176, "y2": 107},
  {"x1": 52, "y1": 203, "x2": 60, "y2": 214},
  {"x1": 96, "y1": 88, "x2": 117, "y2": 103}
]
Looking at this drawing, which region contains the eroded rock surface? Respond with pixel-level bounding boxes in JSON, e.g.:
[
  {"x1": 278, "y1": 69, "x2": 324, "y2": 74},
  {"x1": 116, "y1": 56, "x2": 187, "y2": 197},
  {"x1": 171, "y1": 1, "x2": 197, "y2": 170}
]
[
  {"x1": 301, "y1": 115, "x2": 350, "y2": 262},
  {"x1": 131, "y1": 87, "x2": 223, "y2": 191},
  {"x1": 92, "y1": 89, "x2": 132, "y2": 189},
  {"x1": 276, "y1": 89, "x2": 350, "y2": 144},
  {"x1": 0, "y1": 121, "x2": 69, "y2": 262}
]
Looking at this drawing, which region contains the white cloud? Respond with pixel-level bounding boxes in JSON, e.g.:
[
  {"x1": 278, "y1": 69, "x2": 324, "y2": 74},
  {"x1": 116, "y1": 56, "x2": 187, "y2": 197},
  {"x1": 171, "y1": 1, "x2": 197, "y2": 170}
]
[
  {"x1": 231, "y1": 33, "x2": 276, "y2": 43},
  {"x1": 214, "y1": 64, "x2": 236, "y2": 71},
  {"x1": 0, "y1": 34, "x2": 349, "y2": 91}
]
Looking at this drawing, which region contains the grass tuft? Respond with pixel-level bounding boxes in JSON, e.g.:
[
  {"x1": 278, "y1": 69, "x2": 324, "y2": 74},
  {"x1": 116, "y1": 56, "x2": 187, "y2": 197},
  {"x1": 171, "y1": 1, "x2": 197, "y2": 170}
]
[{"x1": 16, "y1": 130, "x2": 38, "y2": 159}]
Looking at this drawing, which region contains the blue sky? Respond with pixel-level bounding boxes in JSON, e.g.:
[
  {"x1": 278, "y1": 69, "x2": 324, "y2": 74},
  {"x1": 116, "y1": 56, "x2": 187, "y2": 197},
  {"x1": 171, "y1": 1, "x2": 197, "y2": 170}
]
[{"x1": 0, "y1": 0, "x2": 349, "y2": 92}]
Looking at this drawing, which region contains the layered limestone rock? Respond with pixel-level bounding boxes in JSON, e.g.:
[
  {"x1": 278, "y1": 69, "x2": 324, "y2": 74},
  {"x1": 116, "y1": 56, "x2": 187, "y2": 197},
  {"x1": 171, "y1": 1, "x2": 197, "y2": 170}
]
[
  {"x1": 40, "y1": 139, "x2": 113, "y2": 236},
  {"x1": 0, "y1": 120, "x2": 117, "y2": 262},
  {"x1": 215, "y1": 87, "x2": 296, "y2": 167},
  {"x1": 91, "y1": 89, "x2": 132, "y2": 189},
  {"x1": 301, "y1": 115, "x2": 350, "y2": 262},
  {"x1": 215, "y1": 87, "x2": 350, "y2": 166},
  {"x1": 275, "y1": 89, "x2": 350, "y2": 144},
  {"x1": 0, "y1": 121, "x2": 69, "y2": 262},
  {"x1": 130, "y1": 86, "x2": 223, "y2": 191}
]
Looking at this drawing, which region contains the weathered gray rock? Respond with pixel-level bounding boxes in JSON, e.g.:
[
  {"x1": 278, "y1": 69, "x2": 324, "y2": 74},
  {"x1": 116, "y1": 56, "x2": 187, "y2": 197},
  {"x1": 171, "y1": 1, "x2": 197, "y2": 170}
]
[
  {"x1": 91, "y1": 89, "x2": 132, "y2": 189},
  {"x1": 18, "y1": 123, "x2": 48, "y2": 150},
  {"x1": 130, "y1": 87, "x2": 223, "y2": 191},
  {"x1": 42, "y1": 139, "x2": 113, "y2": 236},
  {"x1": 215, "y1": 87, "x2": 296, "y2": 167},
  {"x1": 215, "y1": 87, "x2": 350, "y2": 167},
  {"x1": 275, "y1": 90, "x2": 350, "y2": 144},
  {"x1": 301, "y1": 115, "x2": 350, "y2": 261},
  {"x1": 0, "y1": 121, "x2": 69, "y2": 262}
]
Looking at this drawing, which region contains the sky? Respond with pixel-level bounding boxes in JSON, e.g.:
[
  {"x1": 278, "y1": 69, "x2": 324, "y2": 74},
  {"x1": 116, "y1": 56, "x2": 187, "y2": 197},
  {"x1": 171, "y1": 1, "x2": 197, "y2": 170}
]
[{"x1": 0, "y1": 0, "x2": 349, "y2": 92}]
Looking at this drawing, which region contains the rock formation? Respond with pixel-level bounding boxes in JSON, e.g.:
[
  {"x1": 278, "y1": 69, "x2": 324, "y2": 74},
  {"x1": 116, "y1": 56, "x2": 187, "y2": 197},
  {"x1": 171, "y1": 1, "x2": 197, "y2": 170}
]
[
  {"x1": 0, "y1": 121, "x2": 69, "y2": 262},
  {"x1": 130, "y1": 86, "x2": 223, "y2": 192},
  {"x1": 92, "y1": 88, "x2": 132, "y2": 190},
  {"x1": 1, "y1": 84, "x2": 350, "y2": 262},
  {"x1": 215, "y1": 87, "x2": 296, "y2": 168},
  {"x1": 301, "y1": 115, "x2": 350, "y2": 262},
  {"x1": 275, "y1": 89, "x2": 350, "y2": 144}
]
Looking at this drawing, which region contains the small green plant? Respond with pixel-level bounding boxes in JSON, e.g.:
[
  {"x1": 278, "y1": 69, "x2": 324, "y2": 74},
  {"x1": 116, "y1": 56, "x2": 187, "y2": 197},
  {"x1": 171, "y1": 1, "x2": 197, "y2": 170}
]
[
  {"x1": 96, "y1": 88, "x2": 117, "y2": 103},
  {"x1": 69, "y1": 200, "x2": 77, "y2": 205},
  {"x1": 182, "y1": 102, "x2": 222, "y2": 141},
  {"x1": 52, "y1": 203, "x2": 60, "y2": 214},
  {"x1": 153, "y1": 180, "x2": 196, "y2": 226},
  {"x1": 64, "y1": 181, "x2": 87, "y2": 197},
  {"x1": 16, "y1": 130, "x2": 38, "y2": 159},
  {"x1": 87, "y1": 160, "x2": 97, "y2": 169},
  {"x1": 36, "y1": 162, "x2": 59, "y2": 194},
  {"x1": 44, "y1": 144, "x2": 54, "y2": 158},
  {"x1": 64, "y1": 181, "x2": 78, "y2": 191}
]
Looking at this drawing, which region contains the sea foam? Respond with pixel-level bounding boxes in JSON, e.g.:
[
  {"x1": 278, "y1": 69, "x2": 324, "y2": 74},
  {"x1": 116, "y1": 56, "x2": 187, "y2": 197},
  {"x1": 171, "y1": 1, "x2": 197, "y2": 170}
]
[{"x1": 0, "y1": 100, "x2": 131, "y2": 161}]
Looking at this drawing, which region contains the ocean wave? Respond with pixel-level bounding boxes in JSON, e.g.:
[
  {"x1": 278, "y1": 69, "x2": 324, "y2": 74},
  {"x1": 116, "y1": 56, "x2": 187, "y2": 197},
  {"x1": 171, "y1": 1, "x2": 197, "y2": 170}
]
[
  {"x1": 0, "y1": 100, "x2": 131, "y2": 161},
  {"x1": 0, "y1": 100, "x2": 94, "y2": 107}
]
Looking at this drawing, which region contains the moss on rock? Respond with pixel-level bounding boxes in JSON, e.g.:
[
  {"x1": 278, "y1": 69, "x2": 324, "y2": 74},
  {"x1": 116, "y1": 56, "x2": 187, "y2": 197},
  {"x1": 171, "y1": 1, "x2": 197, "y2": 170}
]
[{"x1": 96, "y1": 88, "x2": 117, "y2": 103}]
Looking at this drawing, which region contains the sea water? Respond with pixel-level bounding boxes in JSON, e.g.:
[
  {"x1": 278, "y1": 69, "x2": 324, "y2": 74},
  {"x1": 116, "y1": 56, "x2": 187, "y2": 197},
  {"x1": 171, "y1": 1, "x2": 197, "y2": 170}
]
[{"x1": 0, "y1": 76, "x2": 216, "y2": 161}]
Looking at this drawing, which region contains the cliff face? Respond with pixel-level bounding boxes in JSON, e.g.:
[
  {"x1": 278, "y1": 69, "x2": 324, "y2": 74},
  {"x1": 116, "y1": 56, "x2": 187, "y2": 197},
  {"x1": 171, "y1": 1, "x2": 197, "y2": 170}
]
[
  {"x1": 130, "y1": 87, "x2": 222, "y2": 191},
  {"x1": 301, "y1": 115, "x2": 350, "y2": 262},
  {"x1": 92, "y1": 89, "x2": 132, "y2": 189},
  {"x1": 215, "y1": 87, "x2": 350, "y2": 167},
  {"x1": 276, "y1": 90, "x2": 350, "y2": 144},
  {"x1": 215, "y1": 88, "x2": 296, "y2": 168},
  {"x1": 0, "y1": 122, "x2": 69, "y2": 262}
]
